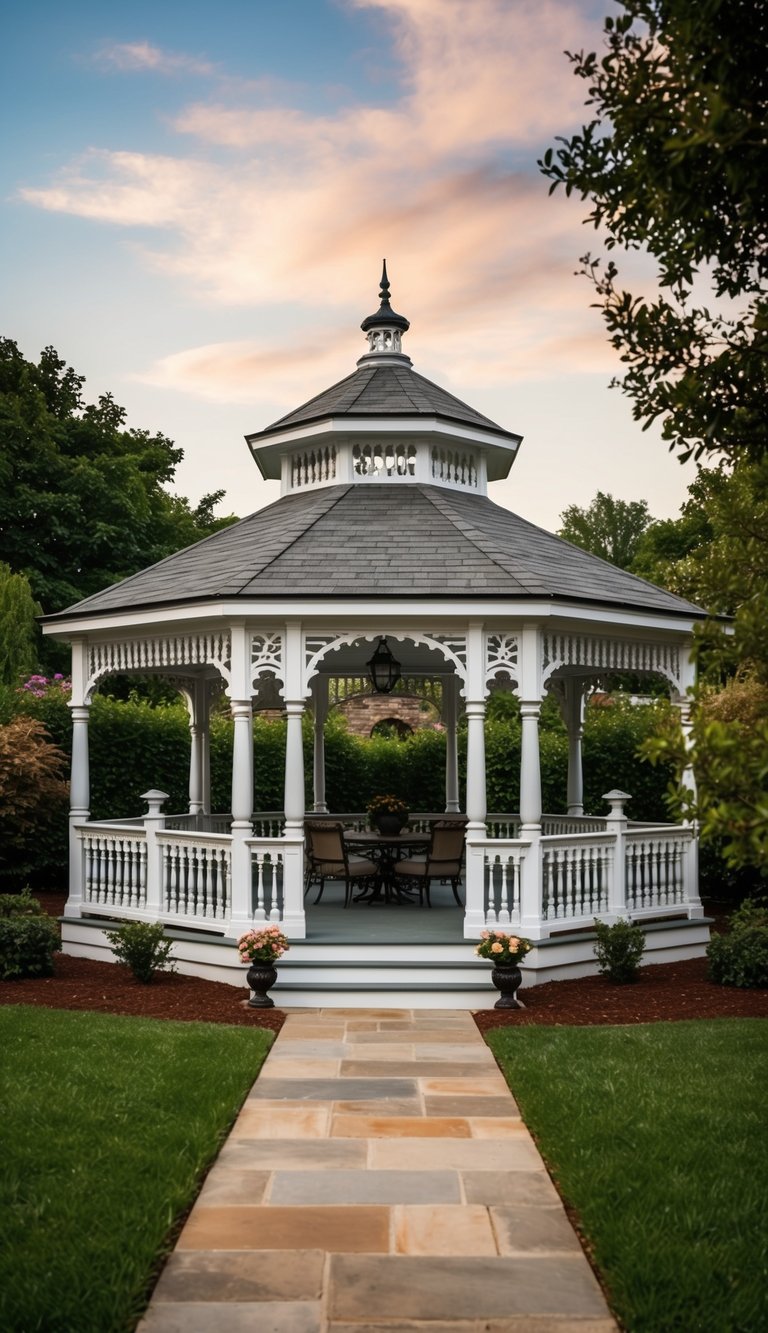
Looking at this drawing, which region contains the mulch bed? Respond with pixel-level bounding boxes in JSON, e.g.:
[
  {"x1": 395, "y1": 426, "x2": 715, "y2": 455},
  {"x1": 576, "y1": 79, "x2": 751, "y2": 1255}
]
[{"x1": 2, "y1": 892, "x2": 764, "y2": 1034}]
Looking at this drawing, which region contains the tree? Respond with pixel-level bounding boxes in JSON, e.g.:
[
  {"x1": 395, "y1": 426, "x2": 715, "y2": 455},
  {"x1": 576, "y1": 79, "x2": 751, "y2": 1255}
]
[
  {"x1": 557, "y1": 491, "x2": 653, "y2": 570},
  {"x1": 540, "y1": 0, "x2": 768, "y2": 464},
  {"x1": 0, "y1": 563, "x2": 41, "y2": 686},
  {"x1": 0, "y1": 339, "x2": 238, "y2": 614}
]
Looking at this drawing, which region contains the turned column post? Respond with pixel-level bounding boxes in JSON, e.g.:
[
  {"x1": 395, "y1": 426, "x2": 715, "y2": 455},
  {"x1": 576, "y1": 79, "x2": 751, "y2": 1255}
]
[
  {"x1": 311, "y1": 675, "x2": 329, "y2": 813},
  {"x1": 443, "y1": 673, "x2": 460, "y2": 813}
]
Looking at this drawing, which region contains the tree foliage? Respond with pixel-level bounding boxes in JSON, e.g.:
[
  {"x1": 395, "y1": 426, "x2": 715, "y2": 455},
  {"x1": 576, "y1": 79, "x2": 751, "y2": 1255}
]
[
  {"x1": 0, "y1": 339, "x2": 238, "y2": 615},
  {"x1": 0, "y1": 563, "x2": 41, "y2": 686},
  {"x1": 540, "y1": 0, "x2": 768, "y2": 463},
  {"x1": 557, "y1": 491, "x2": 654, "y2": 570}
]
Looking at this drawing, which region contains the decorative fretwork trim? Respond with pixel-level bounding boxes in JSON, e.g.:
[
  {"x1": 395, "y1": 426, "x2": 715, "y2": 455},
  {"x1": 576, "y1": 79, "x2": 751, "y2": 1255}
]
[
  {"x1": 486, "y1": 632, "x2": 519, "y2": 686},
  {"x1": 542, "y1": 633, "x2": 682, "y2": 691},
  {"x1": 304, "y1": 631, "x2": 468, "y2": 696},
  {"x1": 86, "y1": 633, "x2": 232, "y2": 699},
  {"x1": 251, "y1": 633, "x2": 283, "y2": 687}
]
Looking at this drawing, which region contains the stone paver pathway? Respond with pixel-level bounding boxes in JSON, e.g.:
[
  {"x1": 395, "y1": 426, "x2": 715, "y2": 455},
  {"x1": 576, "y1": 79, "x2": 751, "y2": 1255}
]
[{"x1": 139, "y1": 1009, "x2": 616, "y2": 1332}]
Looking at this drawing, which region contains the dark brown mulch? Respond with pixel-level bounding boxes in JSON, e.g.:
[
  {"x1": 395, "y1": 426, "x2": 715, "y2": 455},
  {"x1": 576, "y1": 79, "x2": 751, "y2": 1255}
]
[
  {"x1": 4, "y1": 892, "x2": 764, "y2": 1034},
  {"x1": 474, "y1": 955, "x2": 768, "y2": 1032}
]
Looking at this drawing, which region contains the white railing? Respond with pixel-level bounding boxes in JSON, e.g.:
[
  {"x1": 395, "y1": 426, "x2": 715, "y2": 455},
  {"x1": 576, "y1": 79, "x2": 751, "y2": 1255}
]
[
  {"x1": 80, "y1": 826, "x2": 147, "y2": 913},
  {"x1": 158, "y1": 832, "x2": 231, "y2": 925},
  {"x1": 541, "y1": 814, "x2": 606, "y2": 835},
  {"x1": 251, "y1": 812, "x2": 285, "y2": 837},
  {"x1": 483, "y1": 842, "x2": 526, "y2": 927},
  {"x1": 542, "y1": 834, "x2": 613, "y2": 924},
  {"x1": 246, "y1": 840, "x2": 286, "y2": 921},
  {"x1": 626, "y1": 827, "x2": 692, "y2": 914}
]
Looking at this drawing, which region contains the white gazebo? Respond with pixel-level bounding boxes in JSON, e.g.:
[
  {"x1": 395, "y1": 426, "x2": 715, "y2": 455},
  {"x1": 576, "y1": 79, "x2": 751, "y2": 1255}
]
[{"x1": 44, "y1": 266, "x2": 709, "y2": 1005}]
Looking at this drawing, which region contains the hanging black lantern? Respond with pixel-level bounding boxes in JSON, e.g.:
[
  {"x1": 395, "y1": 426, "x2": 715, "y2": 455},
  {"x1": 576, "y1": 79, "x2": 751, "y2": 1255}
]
[{"x1": 367, "y1": 637, "x2": 402, "y2": 694}]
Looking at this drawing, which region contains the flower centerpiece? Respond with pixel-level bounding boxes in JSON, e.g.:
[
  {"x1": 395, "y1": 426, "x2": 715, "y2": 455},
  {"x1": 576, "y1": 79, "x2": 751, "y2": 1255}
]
[
  {"x1": 367, "y1": 794, "x2": 409, "y2": 836},
  {"x1": 237, "y1": 926, "x2": 290, "y2": 1009},
  {"x1": 474, "y1": 930, "x2": 532, "y2": 1009}
]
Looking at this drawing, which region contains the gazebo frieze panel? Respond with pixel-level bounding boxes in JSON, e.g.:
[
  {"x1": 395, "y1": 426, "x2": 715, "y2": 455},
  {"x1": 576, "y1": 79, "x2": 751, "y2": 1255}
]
[
  {"x1": 541, "y1": 632, "x2": 683, "y2": 692},
  {"x1": 251, "y1": 632, "x2": 284, "y2": 689},
  {"x1": 85, "y1": 631, "x2": 233, "y2": 700},
  {"x1": 485, "y1": 632, "x2": 519, "y2": 690}
]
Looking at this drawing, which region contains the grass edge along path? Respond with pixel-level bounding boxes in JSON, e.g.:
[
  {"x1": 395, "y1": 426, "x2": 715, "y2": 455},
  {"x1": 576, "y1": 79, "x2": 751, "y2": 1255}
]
[
  {"x1": 486, "y1": 1018, "x2": 767, "y2": 1333},
  {"x1": 0, "y1": 1005, "x2": 273, "y2": 1333}
]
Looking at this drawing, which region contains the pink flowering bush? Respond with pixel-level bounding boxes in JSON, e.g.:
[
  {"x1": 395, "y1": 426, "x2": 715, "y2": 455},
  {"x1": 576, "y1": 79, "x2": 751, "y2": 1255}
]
[
  {"x1": 237, "y1": 925, "x2": 290, "y2": 963},
  {"x1": 19, "y1": 674, "x2": 71, "y2": 699},
  {"x1": 474, "y1": 930, "x2": 532, "y2": 965}
]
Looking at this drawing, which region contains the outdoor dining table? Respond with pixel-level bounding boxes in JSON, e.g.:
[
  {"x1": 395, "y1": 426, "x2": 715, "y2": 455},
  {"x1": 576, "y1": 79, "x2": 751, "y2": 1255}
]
[{"x1": 343, "y1": 830, "x2": 430, "y2": 904}]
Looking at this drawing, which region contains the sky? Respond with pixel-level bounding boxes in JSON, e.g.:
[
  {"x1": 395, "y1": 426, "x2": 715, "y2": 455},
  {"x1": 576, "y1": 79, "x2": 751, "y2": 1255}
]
[{"x1": 1, "y1": 0, "x2": 696, "y2": 533}]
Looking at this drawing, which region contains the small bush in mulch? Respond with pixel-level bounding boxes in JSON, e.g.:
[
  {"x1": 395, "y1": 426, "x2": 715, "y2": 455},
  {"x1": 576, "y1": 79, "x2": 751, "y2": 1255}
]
[
  {"x1": 707, "y1": 899, "x2": 768, "y2": 989},
  {"x1": 593, "y1": 916, "x2": 645, "y2": 983}
]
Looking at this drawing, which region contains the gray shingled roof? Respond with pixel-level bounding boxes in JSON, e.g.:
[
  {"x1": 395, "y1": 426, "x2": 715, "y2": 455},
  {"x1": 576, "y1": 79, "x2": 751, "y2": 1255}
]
[
  {"x1": 250, "y1": 365, "x2": 516, "y2": 441},
  {"x1": 47, "y1": 484, "x2": 706, "y2": 621}
]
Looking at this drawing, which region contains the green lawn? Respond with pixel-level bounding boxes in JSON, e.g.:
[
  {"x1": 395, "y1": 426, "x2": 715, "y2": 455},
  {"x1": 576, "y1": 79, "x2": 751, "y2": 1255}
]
[
  {"x1": 0, "y1": 1006, "x2": 273, "y2": 1333},
  {"x1": 486, "y1": 1018, "x2": 768, "y2": 1333}
]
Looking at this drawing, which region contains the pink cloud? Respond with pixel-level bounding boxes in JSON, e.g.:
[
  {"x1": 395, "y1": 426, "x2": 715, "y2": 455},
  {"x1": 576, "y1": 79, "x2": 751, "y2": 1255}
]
[{"x1": 94, "y1": 41, "x2": 217, "y2": 77}]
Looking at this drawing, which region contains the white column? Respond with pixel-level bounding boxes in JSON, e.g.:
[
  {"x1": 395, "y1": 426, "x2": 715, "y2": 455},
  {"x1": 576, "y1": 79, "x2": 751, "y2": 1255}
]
[
  {"x1": 187, "y1": 681, "x2": 206, "y2": 816},
  {"x1": 284, "y1": 701, "x2": 306, "y2": 833},
  {"x1": 563, "y1": 678, "x2": 586, "y2": 816},
  {"x1": 443, "y1": 673, "x2": 460, "y2": 813},
  {"x1": 67, "y1": 702, "x2": 91, "y2": 918},
  {"x1": 201, "y1": 687, "x2": 212, "y2": 816},
  {"x1": 280, "y1": 620, "x2": 307, "y2": 935},
  {"x1": 229, "y1": 697, "x2": 254, "y2": 929},
  {"x1": 311, "y1": 676, "x2": 329, "y2": 813},
  {"x1": 519, "y1": 703, "x2": 542, "y2": 827},
  {"x1": 462, "y1": 623, "x2": 488, "y2": 933}
]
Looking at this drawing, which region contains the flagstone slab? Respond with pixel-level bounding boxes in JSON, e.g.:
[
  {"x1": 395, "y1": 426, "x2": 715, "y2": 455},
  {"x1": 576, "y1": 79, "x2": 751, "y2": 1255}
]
[
  {"x1": 331, "y1": 1114, "x2": 472, "y2": 1139},
  {"x1": 178, "y1": 1205, "x2": 390, "y2": 1252},
  {"x1": 419, "y1": 1076, "x2": 510, "y2": 1096},
  {"x1": 248, "y1": 1077, "x2": 419, "y2": 1101},
  {"x1": 196, "y1": 1169, "x2": 271, "y2": 1206},
  {"x1": 392, "y1": 1205, "x2": 497, "y2": 1255},
  {"x1": 269, "y1": 1168, "x2": 462, "y2": 1205},
  {"x1": 327, "y1": 1255, "x2": 611, "y2": 1321},
  {"x1": 330, "y1": 1097, "x2": 423, "y2": 1116},
  {"x1": 342, "y1": 1061, "x2": 496, "y2": 1079},
  {"x1": 216, "y1": 1138, "x2": 368, "y2": 1170},
  {"x1": 462, "y1": 1171, "x2": 563, "y2": 1207},
  {"x1": 423, "y1": 1095, "x2": 519, "y2": 1118},
  {"x1": 491, "y1": 1205, "x2": 584, "y2": 1254},
  {"x1": 326, "y1": 1321, "x2": 617, "y2": 1332},
  {"x1": 152, "y1": 1250, "x2": 325, "y2": 1302},
  {"x1": 227, "y1": 1106, "x2": 331, "y2": 1139},
  {"x1": 259, "y1": 1057, "x2": 342, "y2": 1078},
  {"x1": 368, "y1": 1138, "x2": 541, "y2": 1171},
  {"x1": 140, "y1": 1301, "x2": 322, "y2": 1332}
]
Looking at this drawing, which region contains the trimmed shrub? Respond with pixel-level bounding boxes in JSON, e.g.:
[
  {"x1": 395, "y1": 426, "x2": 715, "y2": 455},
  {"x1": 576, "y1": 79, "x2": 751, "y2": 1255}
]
[
  {"x1": 105, "y1": 921, "x2": 176, "y2": 984},
  {"x1": 593, "y1": 917, "x2": 646, "y2": 983},
  {"x1": 0, "y1": 890, "x2": 44, "y2": 918},
  {"x1": 0, "y1": 915, "x2": 61, "y2": 979},
  {"x1": 707, "y1": 900, "x2": 768, "y2": 988}
]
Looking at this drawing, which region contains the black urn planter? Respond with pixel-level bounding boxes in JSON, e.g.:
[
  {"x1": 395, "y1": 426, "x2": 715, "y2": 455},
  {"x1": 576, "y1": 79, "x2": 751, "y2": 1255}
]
[
  {"x1": 246, "y1": 960, "x2": 278, "y2": 1008},
  {"x1": 374, "y1": 813, "x2": 407, "y2": 836},
  {"x1": 490, "y1": 962, "x2": 524, "y2": 1009}
]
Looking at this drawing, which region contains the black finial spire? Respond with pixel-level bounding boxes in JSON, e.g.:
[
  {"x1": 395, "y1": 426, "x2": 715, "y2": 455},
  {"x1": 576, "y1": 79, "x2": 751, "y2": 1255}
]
[{"x1": 361, "y1": 259, "x2": 410, "y2": 335}]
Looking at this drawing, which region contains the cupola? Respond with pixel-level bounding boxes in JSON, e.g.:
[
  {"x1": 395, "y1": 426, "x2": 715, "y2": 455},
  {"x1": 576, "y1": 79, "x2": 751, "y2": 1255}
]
[{"x1": 246, "y1": 265, "x2": 523, "y2": 495}]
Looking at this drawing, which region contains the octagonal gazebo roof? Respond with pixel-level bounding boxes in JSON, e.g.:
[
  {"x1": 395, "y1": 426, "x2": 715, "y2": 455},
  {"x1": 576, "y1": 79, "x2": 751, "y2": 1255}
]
[{"x1": 43, "y1": 265, "x2": 706, "y2": 630}]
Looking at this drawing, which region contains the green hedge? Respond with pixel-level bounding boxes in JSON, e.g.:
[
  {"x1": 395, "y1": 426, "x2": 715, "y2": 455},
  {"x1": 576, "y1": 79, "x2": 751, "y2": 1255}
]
[{"x1": 0, "y1": 683, "x2": 676, "y2": 887}]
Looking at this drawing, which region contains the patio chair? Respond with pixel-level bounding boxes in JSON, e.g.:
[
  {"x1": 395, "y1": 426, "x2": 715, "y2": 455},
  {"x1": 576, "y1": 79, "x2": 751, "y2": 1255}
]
[
  {"x1": 391, "y1": 818, "x2": 466, "y2": 908},
  {"x1": 304, "y1": 820, "x2": 377, "y2": 908}
]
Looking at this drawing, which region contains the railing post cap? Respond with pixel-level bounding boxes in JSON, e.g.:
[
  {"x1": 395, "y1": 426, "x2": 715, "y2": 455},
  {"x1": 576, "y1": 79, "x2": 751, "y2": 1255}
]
[
  {"x1": 603, "y1": 789, "x2": 631, "y2": 803},
  {"x1": 141, "y1": 789, "x2": 169, "y2": 809}
]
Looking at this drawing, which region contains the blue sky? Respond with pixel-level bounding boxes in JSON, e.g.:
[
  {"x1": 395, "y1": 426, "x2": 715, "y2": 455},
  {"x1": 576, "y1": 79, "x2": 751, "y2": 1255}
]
[{"x1": 1, "y1": 0, "x2": 694, "y2": 530}]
